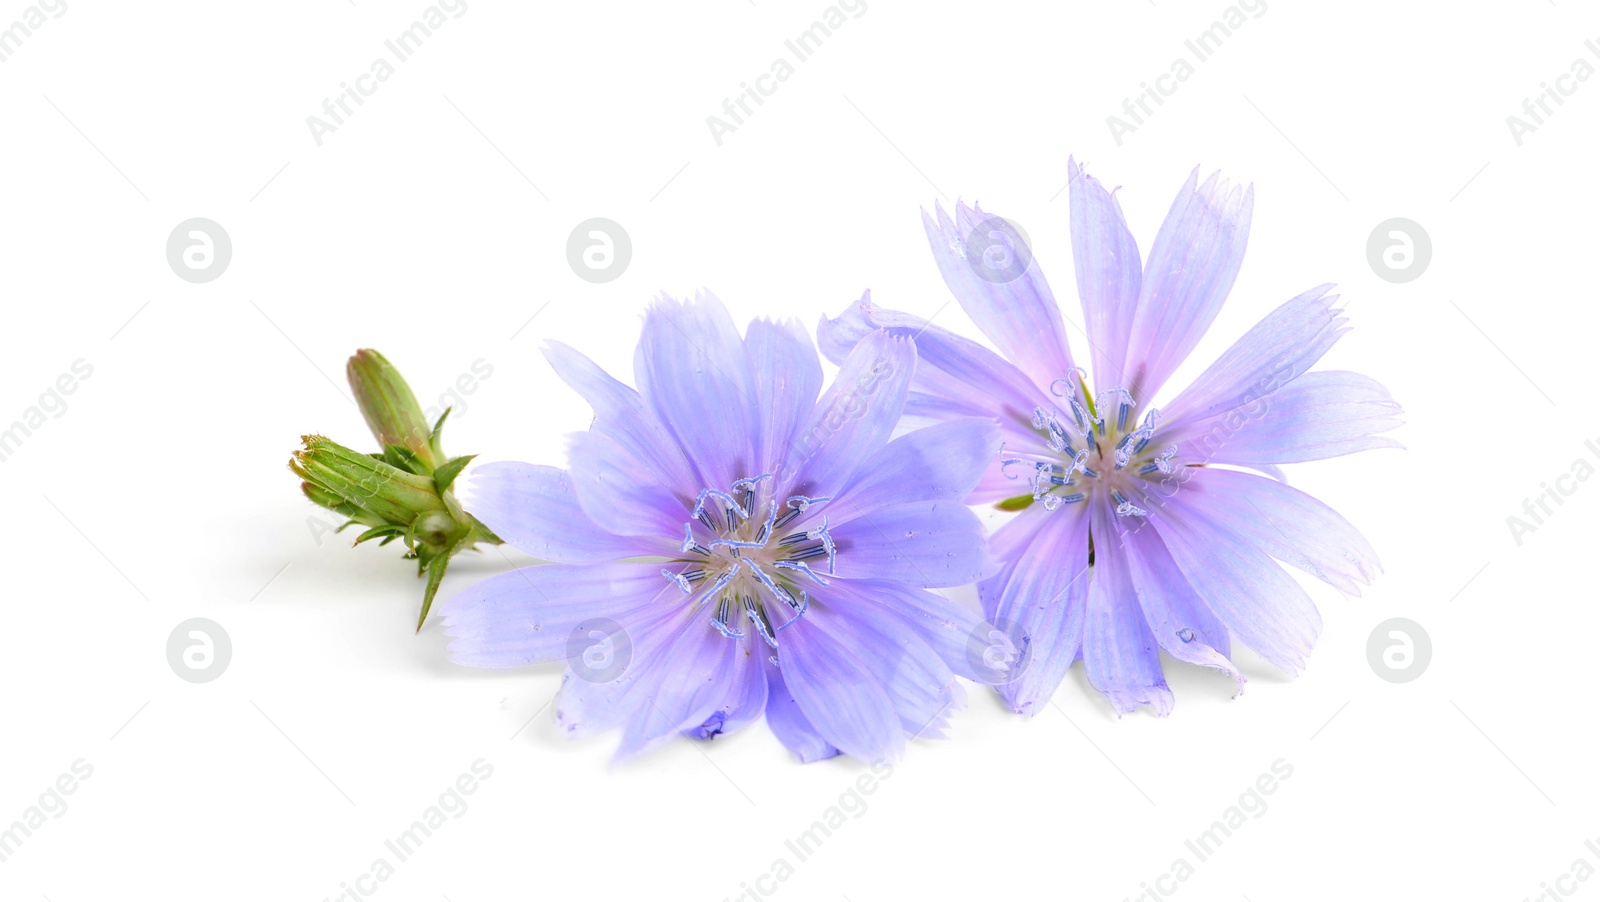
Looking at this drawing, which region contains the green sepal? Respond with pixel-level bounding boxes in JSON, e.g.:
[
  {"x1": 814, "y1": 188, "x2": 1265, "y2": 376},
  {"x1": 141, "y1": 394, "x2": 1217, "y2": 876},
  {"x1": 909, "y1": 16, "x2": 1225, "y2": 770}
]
[
  {"x1": 382, "y1": 443, "x2": 428, "y2": 476},
  {"x1": 428, "y1": 407, "x2": 453, "y2": 458},
  {"x1": 433, "y1": 454, "x2": 475, "y2": 494},
  {"x1": 466, "y1": 513, "x2": 501, "y2": 546},
  {"x1": 353, "y1": 524, "x2": 408, "y2": 545},
  {"x1": 417, "y1": 552, "x2": 451, "y2": 633}
]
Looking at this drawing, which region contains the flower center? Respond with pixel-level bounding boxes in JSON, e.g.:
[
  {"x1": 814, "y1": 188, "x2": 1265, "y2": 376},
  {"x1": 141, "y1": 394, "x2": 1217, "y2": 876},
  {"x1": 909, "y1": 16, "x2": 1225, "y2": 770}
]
[
  {"x1": 1000, "y1": 374, "x2": 1178, "y2": 517},
  {"x1": 659, "y1": 473, "x2": 837, "y2": 648}
]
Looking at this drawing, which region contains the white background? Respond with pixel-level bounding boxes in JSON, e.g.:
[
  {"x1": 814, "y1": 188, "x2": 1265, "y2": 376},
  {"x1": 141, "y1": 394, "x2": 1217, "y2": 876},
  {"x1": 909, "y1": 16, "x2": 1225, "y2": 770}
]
[{"x1": 2, "y1": 2, "x2": 1596, "y2": 900}]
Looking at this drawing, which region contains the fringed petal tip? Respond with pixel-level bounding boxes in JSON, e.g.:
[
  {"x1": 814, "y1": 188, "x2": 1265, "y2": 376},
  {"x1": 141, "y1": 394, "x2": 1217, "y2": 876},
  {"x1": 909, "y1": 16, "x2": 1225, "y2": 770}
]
[{"x1": 1104, "y1": 685, "x2": 1175, "y2": 719}]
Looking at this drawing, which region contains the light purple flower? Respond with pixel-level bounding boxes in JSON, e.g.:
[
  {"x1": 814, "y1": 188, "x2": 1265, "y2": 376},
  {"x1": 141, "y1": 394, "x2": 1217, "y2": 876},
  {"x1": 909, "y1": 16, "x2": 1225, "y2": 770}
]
[
  {"x1": 441, "y1": 293, "x2": 1001, "y2": 762},
  {"x1": 820, "y1": 160, "x2": 1401, "y2": 716}
]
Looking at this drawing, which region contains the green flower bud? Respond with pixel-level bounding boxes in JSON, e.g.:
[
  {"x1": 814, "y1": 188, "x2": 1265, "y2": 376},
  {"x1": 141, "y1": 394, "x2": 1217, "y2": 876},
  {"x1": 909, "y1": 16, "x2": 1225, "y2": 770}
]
[
  {"x1": 347, "y1": 348, "x2": 440, "y2": 473},
  {"x1": 290, "y1": 351, "x2": 500, "y2": 631}
]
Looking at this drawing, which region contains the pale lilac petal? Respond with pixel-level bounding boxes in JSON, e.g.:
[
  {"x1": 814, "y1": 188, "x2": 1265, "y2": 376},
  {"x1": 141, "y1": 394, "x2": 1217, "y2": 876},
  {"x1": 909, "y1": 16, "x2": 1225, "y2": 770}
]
[
  {"x1": 439, "y1": 561, "x2": 669, "y2": 668},
  {"x1": 745, "y1": 317, "x2": 823, "y2": 476},
  {"x1": 809, "y1": 587, "x2": 964, "y2": 738},
  {"x1": 543, "y1": 339, "x2": 697, "y2": 494},
  {"x1": 690, "y1": 649, "x2": 769, "y2": 741},
  {"x1": 827, "y1": 577, "x2": 994, "y2": 684},
  {"x1": 817, "y1": 293, "x2": 1050, "y2": 499},
  {"x1": 817, "y1": 291, "x2": 1049, "y2": 428},
  {"x1": 466, "y1": 462, "x2": 669, "y2": 562},
  {"x1": 787, "y1": 330, "x2": 914, "y2": 500},
  {"x1": 830, "y1": 417, "x2": 1001, "y2": 515},
  {"x1": 832, "y1": 499, "x2": 996, "y2": 588},
  {"x1": 1145, "y1": 493, "x2": 1323, "y2": 674},
  {"x1": 635, "y1": 293, "x2": 760, "y2": 491},
  {"x1": 986, "y1": 501, "x2": 1056, "y2": 567},
  {"x1": 778, "y1": 607, "x2": 904, "y2": 762},
  {"x1": 1158, "y1": 284, "x2": 1348, "y2": 433},
  {"x1": 616, "y1": 621, "x2": 746, "y2": 759},
  {"x1": 566, "y1": 429, "x2": 690, "y2": 539},
  {"x1": 1068, "y1": 157, "x2": 1143, "y2": 390},
  {"x1": 981, "y1": 503, "x2": 1091, "y2": 715},
  {"x1": 553, "y1": 604, "x2": 701, "y2": 740},
  {"x1": 1168, "y1": 371, "x2": 1403, "y2": 467},
  {"x1": 1145, "y1": 466, "x2": 1380, "y2": 595},
  {"x1": 922, "y1": 201, "x2": 1075, "y2": 389},
  {"x1": 1115, "y1": 520, "x2": 1243, "y2": 691},
  {"x1": 763, "y1": 656, "x2": 840, "y2": 763},
  {"x1": 1122, "y1": 169, "x2": 1253, "y2": 401},
  {"x1": 1082, "y1": 505, "x2": 1174, "y2": 716}
]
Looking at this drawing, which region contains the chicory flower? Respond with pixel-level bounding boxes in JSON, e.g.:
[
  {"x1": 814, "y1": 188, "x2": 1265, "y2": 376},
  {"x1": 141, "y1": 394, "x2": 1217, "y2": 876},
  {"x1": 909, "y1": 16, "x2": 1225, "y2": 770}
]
[
  {"x1": 441, "y1": 294, "x2": 1002, "y2": 761},
  {"x1": 820, "y1": 160, "x2": 1400, "y2": 715}
]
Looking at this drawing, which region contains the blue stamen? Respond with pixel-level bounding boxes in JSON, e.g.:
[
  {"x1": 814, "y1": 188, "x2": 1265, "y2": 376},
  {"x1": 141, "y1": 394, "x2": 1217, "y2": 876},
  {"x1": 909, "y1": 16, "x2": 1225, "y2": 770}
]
[
  {"x1": 731, "y1": 473, "x2": 772, "y2": 495},
  {"x1": 1000, "y1": 446, "x2": 1029, "y2": 479},
  {"x1": 774, "y1": 589, "x2": 810, "y2": 632},
  {"x1": 692, "y1": 487, "x2": 749, "y2": 523},
  {"x1": 1066, "y1": 448, "x2": 1097, "y2": 480},
  {"x1": 742, "y1": 557, "x2": 788, "y2": 604},
  {"x1": 662, "y1": 568, "x2": 692, "y2": 595},
  {"x1": 1112, "y1": 489, "x2": 1148, "y2": 518},
  {"x1": 745, "y1": 598, "x2": 779, "y2": 649},
  {"x1": 774, "y1": 559, "x2": 831, "y2": 585},
  {"x1": 1114, "y1": 435, "x2": 1136, "y2": 470},
  {"x1": 711, "y1": 596, "x2": 746, "y2": 638},
  {"x1": 695, "y1": 569, "x2": 734, "y2": 606},
  {"x1": 1154, "y1": 445, "x2": 1177, "y2": 474},
  {"x1": 807, "y1": 515, "x2": 837, "y2": 574},
  {"x1": 680, "y1": 523, "x2": 711, "y2": 556},
  {"x1": 786, "y1": 494, "x2": 832, "y2": 509}
]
